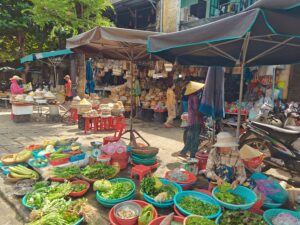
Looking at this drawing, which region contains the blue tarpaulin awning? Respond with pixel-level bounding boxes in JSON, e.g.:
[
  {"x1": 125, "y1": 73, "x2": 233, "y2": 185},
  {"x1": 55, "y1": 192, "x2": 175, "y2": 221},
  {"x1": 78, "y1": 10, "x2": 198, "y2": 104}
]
[{"x1": 20, "y1": 49, "x2": 73, "y2": 64}]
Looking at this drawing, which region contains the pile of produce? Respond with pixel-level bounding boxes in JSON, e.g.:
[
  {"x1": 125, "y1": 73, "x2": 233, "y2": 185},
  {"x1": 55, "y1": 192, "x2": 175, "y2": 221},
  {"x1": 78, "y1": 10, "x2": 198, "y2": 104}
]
[
  {"x1": 272, "y1": 213, "x2": 300, "y2": 225},
  {"x1": 27, "y1": 198, "x2": 103, "y2": 225},
  {"x1": 46, "y1": 165, "x2": 81, "y2": 179},
  {"x1": 25, "y1": 182, "x2": 72, "y2": 208},
  {"x1": 71, "y1": 183, "x2": 87, "y2": 193},
  {"x1": 138, "y1": 205, "x2": 155, "y2": 225},
  {"x1": 215, "y1": 183, "x2": 245, "y2": 205},
  {"x1": 81, "y1": 163, "x2": 116, "y2": 180},
  {"x1": 141, "y1": 177, "x2": 177, "y2": 202},
  {"x1": 1, "y1": 150, "x2": 32, "y2": 165},
  {"x1": 9, "y1": 165, "x2": 39, "y2": 180},
  {"x1": 219, "y1": 211, "x2": 267, "y2": 225},
  {"x1": 185, "y1": 216, "x2": 215, "y2": 225},
  {"x1": 178, "y1": 196, "x2": 219, "y2": 216},
  {"x1": 93, "y1": 179, "x2": 133, "y2": 200}
]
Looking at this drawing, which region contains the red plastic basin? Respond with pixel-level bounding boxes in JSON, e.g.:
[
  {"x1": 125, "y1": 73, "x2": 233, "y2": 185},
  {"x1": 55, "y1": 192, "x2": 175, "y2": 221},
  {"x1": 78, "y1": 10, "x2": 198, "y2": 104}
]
[
  {"x1": 109, "y1": 200, "x2": 158, "y2": 225},
  {"x1": 69, "y1": 180, "x2": 90, "y2": 197},
  {"x1": 50, "y1": 176, "x2": 75, "y2": 182},
  {"x1": 149, "y1": 216, "x2": 185, "y2": 225}
]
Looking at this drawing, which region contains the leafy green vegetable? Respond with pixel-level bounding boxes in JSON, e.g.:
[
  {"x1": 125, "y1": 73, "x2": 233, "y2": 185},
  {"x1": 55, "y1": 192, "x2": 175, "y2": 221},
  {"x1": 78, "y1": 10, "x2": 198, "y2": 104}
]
[
  {"x1": 186, "y1": 216, "x2": 215, "y2": 225},
  {"x1": 141, "y1": 177, "x2": 156, "y2": 196},
  {"x1": 81, "y1": 163, "x2": 116, "y2": 180},
  {"x1": 216, "y1": 191, "x2": 245, "y2": 204},
  {"x1": 99, "y1": 181, "x2": 133, "y2": 200},
  {"x1": 70, "y1": 183, "x2": 86, "y2": 192},
  {"x1": 219, "y1": 210, "x2": 267, "y2": 225},
  {"x1": 138, "y1": 205, "x2": 154, "y2": 225},
  {"x1": 53, "y1": 165, "x2": 81, "y2": 178},
  {"x1": 93, "y1": 179, "x2": 112, "y2": 192},
  {"x1": 219, "y1": 182, "x2": 231, "y2": 192},
  {"x1": 178, "y1": 196, "x2": 219, "y2": 216}
]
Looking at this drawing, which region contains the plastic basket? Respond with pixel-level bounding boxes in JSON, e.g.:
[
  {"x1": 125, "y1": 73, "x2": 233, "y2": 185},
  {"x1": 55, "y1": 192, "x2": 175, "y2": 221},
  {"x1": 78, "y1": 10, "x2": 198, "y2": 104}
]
[
  {"x1": 243, "y1": 155, "x2": 264, "y2": 168},
  {"x1": 69, "y1": 152, "x2": 86, "y2": 162},
  {"x1": 22, "y1": 194, "x2": 35, "y2": 209},
  {"x1": 96, "y1": 178, "x2": 136, "y2": 206},
  {"x1": 143, "y1": 179, "x2": 182, "y2": 208},
  {"x1": 109, "y1": 200, "x2": 158, "y2": 225},
  {"x1": 212, "y1": 185, "x2": 257, "y2": 210},
  {"x1": 28, "y1": 158, "x2": 48, "y2": 168},
  {"x1": 263, "y1": 209, "x2": 300, "y2": 225},
  {"x1": 132, "y1": 152, "x2": 157, "y2": 159},
  {"x1": 69, "y1": 180, "x2": 90, "y2": 197},
  {"x1": 165, "y1": 170, "x2": 197, "y2": 189},
  {"x1": 74, "y1": 217, "x2": 84, "y2": 225},
  {"x1": 263, "y1": 197, "x2": 283, "y2": 209},
  {"x1": 149, "y1": 216, "x2": 184, "y2": 225},
  {"x1": 46, "y1": 155, "x2": 70, "y2": 166},
  {"x1": 174, "y1": 191, "x2": 222, "y2": 219},
  {"x1": 131, "y1": 155, "x2": 157, "y2": 166},
  {"x1": 32, "y1": 149, "x2": 45, "y2": 159}
]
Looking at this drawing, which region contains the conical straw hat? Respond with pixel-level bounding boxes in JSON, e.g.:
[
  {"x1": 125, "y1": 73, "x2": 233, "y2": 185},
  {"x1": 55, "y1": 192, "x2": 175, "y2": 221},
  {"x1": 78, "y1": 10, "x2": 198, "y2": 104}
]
[
  {"x1": 240, "y1": 144, "x2": 263, "y2": 160},
  {"x1": 185, "y1": 81, "x2": 205, "y2": 95}
]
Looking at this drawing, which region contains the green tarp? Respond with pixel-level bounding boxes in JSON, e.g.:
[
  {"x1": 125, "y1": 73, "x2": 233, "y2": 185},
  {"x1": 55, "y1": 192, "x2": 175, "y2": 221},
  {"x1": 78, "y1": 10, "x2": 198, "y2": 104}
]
[
  {"x1": 181, "y1": 0, "x2": 199, "y2": 8},
  {"x1": 20, "y1": 49, "x2": 73, "y2": 64}
]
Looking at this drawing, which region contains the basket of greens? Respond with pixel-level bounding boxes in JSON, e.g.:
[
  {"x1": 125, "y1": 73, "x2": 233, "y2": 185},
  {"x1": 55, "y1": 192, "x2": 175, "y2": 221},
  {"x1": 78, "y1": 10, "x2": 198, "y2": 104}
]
[
  {"x1": 69, "y1": 180, "x2": 90, "y2": 197},
  {"x1": 217, "y1": 210, "x2": 267, "y2": 225},
  {"x1": 95, "y1": 178, "x2": 136, "y2": 207},
  {"x1": 212, "y1": 184, "x2": 257, "y2": 210},
  {"x1": 174, "y1": 191, "x2": 221, "y2": 219},
  {"x1": 141, "y1": 177, "x2": 182, "y2": 208},
  {"x1": 81, "y1": 163, "x2": 119, "y2": 183},
  {"x1": 184, "y1": 215, "x2": 216, "y2": 225},
  {"x1": 47, "y1": 165, "x2": 81, "y2": 182}
]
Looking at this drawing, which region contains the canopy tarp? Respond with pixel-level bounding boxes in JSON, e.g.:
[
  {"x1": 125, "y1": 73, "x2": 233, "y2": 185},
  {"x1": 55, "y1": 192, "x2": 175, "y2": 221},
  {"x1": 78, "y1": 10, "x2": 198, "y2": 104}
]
[
  {"x1": 20, "y1": 49, "x2": 73, "y2": 64},
  {"x1": 66, "y1": 26, "x2": 158, "y2": 61},
  {"x1": 248, "y1": 0, "x2": 300, "y2": 10},
  {"x1": 148, "y1": 4, "x2": 300, "y2": 66}
]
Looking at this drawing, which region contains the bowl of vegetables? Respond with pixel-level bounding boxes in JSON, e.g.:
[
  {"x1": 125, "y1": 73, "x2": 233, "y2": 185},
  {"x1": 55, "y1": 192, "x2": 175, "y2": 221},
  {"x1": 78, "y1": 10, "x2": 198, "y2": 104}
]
[
  {"x1": 109, "y1": 200, "x2": 158, "y2": 225},
  {"x1": 49, "y1": 165, "x2": 81, "y2": 182},
  {"x1": 28, "y1": 158, "x2": 48, "y2": 168},
  {"x1": 217, "y1": 210, "x2": 267, "y2": 225},
  {"x1": 174, "y1": 191, "x2": 221, "y2": 219},
  {"x1": 149, "y1": 215, "x2": 184, "y2": 225},
  {"x1": 165, "y1": 170, "x2": 197, "y2": 190},
  {"x1": 212, "y1": 184, "x2": 257, "y2": 210},
  {"x1": 114, "y1": 201, "x2": 142, "y2": 225},
  {"x1": 263, "y1": 209, "x2": 300, "y2": 225},
  {"x1": 81, "y1": 163, "x2": 119, "y2": 183},
  {"x1": 69, "y1": 180, "x2": 90, "y2": 197},
  {"x1": 95, "y1": 178, "x2": 136, "y2": 207},
  {"x1": 184, "y1": 215, "x2": 216, "y2": 225},
  {"x1": 141, "y1": 177, "x2": 182, "y2": 208}
]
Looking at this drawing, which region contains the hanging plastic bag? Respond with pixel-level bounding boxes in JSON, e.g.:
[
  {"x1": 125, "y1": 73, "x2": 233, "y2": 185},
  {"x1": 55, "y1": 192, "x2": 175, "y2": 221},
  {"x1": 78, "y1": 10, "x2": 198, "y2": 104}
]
[{"x1": 138, "y1": 205, "x2": 154, "y2": 225}]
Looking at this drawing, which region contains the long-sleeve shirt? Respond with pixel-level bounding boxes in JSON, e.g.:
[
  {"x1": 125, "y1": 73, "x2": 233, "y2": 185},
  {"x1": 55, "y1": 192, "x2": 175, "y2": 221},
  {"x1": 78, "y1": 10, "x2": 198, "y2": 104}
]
[
  {"x1": 10, "y1": 80, "x2": 24, "y2": 95},
  {"x1": 166, "y1": 88, "x2": 176, "y2": 107},
  {"x1": 206, "y1": 148, "x2": 247, "y2": 184},
  {"x1": 188, "y1": 93, "x2": 203, "y2": 126}
]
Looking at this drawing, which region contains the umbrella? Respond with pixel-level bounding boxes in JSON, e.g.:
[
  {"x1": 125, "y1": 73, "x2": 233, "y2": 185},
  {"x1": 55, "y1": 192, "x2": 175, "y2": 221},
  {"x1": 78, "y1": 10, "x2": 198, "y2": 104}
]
[
  {"x1": 67, "y1": 26, "x2": 159, "y2": 146},
  {"x1": 148, "y1": 0, "x2": 300, "y2": 136},
  {"x1": 85, "y1": 59, "x2": 95, "y2": 94},
  {"x1": 199, "y1": 67, "x2": 225, "y2": 120},
  {"x1": 0, "y1": 67, "x2": 16, "y2": 72}
]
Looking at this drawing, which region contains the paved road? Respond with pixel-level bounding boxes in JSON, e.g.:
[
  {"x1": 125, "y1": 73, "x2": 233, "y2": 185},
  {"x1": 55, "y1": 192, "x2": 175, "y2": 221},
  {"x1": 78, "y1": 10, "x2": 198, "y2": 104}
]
[{"x1": 0, "y1": 109, "x2": 195, "y2": 224}]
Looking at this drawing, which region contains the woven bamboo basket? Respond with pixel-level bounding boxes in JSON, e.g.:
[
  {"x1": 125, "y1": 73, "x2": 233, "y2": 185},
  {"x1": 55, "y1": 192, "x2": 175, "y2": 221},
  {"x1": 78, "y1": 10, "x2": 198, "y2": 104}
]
[{"x1": 132, "y1": 146, "x2": 159, "y2": 156}]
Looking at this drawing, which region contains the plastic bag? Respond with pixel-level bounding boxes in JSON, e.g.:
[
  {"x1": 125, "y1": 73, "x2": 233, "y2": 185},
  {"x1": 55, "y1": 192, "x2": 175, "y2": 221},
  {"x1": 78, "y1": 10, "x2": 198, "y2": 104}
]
[
  {"x1": 159, "y1": 213, "x2": 174, "y2": 225},
  {"x1": 272, "y1": 213, "x2": 300, "y2": 225},
  {"x1": 251, "y1": 172, "x2": 288, "y2": 204},
  {"x1": 138, "y1": 205, "x2": 154, "y2": 225}
]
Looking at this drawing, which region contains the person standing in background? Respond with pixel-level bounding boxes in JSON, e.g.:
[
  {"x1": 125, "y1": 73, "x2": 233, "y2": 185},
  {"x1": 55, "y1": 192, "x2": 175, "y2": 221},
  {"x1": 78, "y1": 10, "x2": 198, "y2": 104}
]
[
  {"x1": 10, "y1": 75, "x2": 24, "y2": 95},
  {"x1": 177, "y1": 81, "x2": 205, "y2": 162},
  {"x1": 164, "y1": 83, "x2": 176, "y2": 128},
  {"x1": 64, "y1": 75, "x2": 73, "y2": 103}
]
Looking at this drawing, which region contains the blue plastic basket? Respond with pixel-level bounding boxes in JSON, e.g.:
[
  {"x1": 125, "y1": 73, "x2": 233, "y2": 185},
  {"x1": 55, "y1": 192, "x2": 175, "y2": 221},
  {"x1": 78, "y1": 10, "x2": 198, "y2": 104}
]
[
  {"x1": 32, "y1": 149, "x2": 46, "y2": 159},
  {"x1": 96, "y1": 178, "x2": 136, "y2": 206},
  {"x1": 69, "y1": 152, "x2": 86, "y2": 162},
  {"x1": 263, "y1": 197, "x2": 283, "y2": 209},
  {"x1": 212, "y1": 185, "x2": 257, "y2": 210},
  {"x1": 263, "y1": 209, "x2": 300, "y2": 225},
  {"x1": 28, "y1": 158, "x2": 48, "y2": 168},
  {"x1": 131, "y1": 154, "x2": 157, "y2": 165},
  {"x1": 215, "y1": 214, "x2": 221, "y2": 224},
  {"x1": 74, "y1": 217, "x2": 84, "y2": 225},
  {"x1": 143, "y1": 178, "x2": 182, "y2": 207},
  {"x1": 174, "y1": 191, "x2": 222, "y2": 219},
  {"x1": 22, "y1": 194, "x2": 35, "y2": 209},
  {"x1": 96, "y1": 191, "x2": 135, "y2": 207}
]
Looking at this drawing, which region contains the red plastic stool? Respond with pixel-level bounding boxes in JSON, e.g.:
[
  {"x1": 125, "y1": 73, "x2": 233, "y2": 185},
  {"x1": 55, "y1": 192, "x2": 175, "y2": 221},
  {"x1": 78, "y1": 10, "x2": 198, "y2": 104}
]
[
  {"x1": 103, "y1": 120, "x2": 126, "y2": 145},
  {"x1": 69, "y1": 108, "x2": 78, "y2": 122},
  {"x1": 84, "y1": 117, "x2": 98, "y2": 134},
  {"x1": 130, "y1": 165, "x2": 152, "y2": 181},
  {"x1": 99, "y1": 117, "x2": 112, "y2": 131}
]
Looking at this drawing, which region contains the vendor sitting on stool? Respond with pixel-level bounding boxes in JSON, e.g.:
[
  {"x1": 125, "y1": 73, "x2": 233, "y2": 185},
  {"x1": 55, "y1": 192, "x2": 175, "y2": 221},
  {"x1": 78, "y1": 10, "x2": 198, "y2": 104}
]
[
  {"x1": 206, "y1": 132, "x2": 246, "y2": 191},
  {"x1": 10, "y1": 75, "x2": 24, "y2": 95}
]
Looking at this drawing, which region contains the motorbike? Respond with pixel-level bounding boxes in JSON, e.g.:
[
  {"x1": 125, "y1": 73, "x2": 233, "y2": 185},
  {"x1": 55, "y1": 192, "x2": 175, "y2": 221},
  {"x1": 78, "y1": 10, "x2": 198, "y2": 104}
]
[
  {"x1": 253, "y1": 103, "x2": 285, "y2": 127},
  {"x1": 240, "y1": 120, "x2": 300, "y2": 175},
  {"x1": 284, "y1": 102, "x2": 300, "y2": 131}
]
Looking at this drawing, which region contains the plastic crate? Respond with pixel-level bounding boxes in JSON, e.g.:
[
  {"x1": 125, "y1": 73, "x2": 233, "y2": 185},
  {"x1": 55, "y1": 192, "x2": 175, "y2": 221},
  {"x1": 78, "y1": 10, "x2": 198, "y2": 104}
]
[
  {"x1": 46, "y1": 155, "x2": 70, "y2": 166},
  {"x1": 69, "y1": 152, "x2": 86, "y2": 162}
]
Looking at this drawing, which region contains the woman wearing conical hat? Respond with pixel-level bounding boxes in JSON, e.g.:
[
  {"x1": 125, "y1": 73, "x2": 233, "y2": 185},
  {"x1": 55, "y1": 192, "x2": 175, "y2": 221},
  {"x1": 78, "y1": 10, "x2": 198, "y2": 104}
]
[{"x1": 10, "y1": 75, "x2": 24, "y2": 95}]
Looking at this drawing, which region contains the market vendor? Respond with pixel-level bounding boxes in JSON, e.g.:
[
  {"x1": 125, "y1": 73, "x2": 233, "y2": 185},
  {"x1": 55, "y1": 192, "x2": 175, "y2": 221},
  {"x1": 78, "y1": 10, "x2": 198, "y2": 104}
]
[
  {"x1": 206, "y1": 132, "x2": 247, "y2": 190},
  {"x1": 164, "y1": 83, "x2": 176, "y2": 128},
  {"x1": 64, "y1": 75, "x2": 73, "y2": 103},
  {"x1": 10, "y1": 75, "x2": 24, "y2": 95}
]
